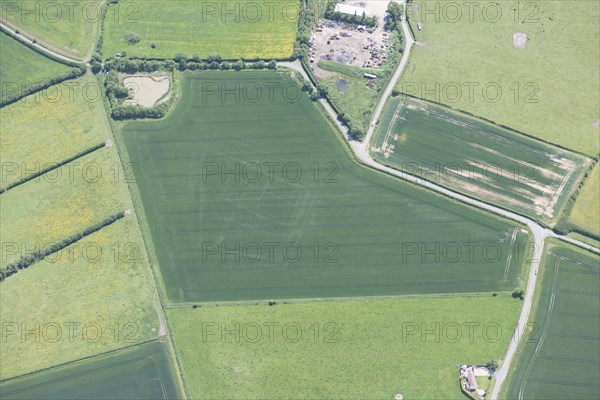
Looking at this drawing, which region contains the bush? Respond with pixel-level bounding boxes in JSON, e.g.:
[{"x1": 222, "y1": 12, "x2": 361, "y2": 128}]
[
  {"x1": 91, "y1": 61, "x2": 102, "y2": 74},
  {"x1": 124, "y1": 31, "x2": 141, "y2": 44},
  {"x1": 485, "y1": 360, "x2": 499, "y2": 371},
  {"x1": 512, "y1": 289, "x2": 525, "y2": 300}
]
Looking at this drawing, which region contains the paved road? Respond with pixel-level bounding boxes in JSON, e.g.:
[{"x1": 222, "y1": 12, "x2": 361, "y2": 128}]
[
  {"x1": 283, "y1": 5, "x2": 599, "y2": 399},
  {"x1": 0, "y1": 21, "x2": 84, "y2": 65}
]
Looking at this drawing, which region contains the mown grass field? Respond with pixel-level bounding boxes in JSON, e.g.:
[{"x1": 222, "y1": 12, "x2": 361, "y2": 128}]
[
  {"x1": 168, "y1": 296, "x2": 521, "y2": 399},
  {"x1": 0, "y1": 341, "x2": 182, "y2": 399},
  {"x1": 0, "y1": 31, "x2": 70, "y2": 99},
  {"x1": 371, "y1": 97, "x2": 591, "y2": 225},
  {"x1": 502, "y1": 242, "x2": 599, "y2": 399},
  {"x1": 0, "y1": 75, "x2": 110, "y2": 190},
  {"x1": 400, "y1": 0, "x2": 600, "y2": 156},
  {"x1": 103, "y1": 0, "x2": 298, "y2": 59},
  {"x1": 0, "y1": 217, "x2": 161, "y2": 379},
  {"x1": 0, "y1": 0, "x2": 100, "y2": 59},
  {"x1": 120, "y1": 70, "x2": 530, "y2": 303},
  {"x1": 569, "y1": 163, "x2": 600, "y2": 238}
]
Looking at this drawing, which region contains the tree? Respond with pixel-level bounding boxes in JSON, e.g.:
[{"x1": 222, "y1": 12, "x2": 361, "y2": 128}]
[
  {"x1": 268, "y1": 60, "x2": 277, "y2": 69},
  {"x1": 233, "y1": 60, "x2": 245, "y2": 71},
  {"x1": 173, "y1": 53, "x2": 188, "y2": 62},
  {"x1": 512, "y1": 288, "x2": 525, "y2": 300},
  {"x1": 124, "y1": 32, "x2": 141, "y2": 44},
  {"x1": 485, "y1": 360, "x2": 499, "y2": 371},
  {"x1": 207, "y1": 53, "x2": 222, "y2": 62},
  {"x1": 91, "y1": 62, "x2": 102, "y2": 74}
]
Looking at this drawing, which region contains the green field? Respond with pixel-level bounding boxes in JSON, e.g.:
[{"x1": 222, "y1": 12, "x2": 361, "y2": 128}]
[
  {"x1": 569, "y1": 163, "x2": 600, "y2": 238},
  {"x1": 103, "y1": 0, "x2": 298, "y2": 59},
  {"x1": 0, "y1": 341, "x2": 182, "y2": 399},
  {"x1": 400, "y1": 0, "x2": 600, "y2": 156},
  {"x1": 0, "y1": 31, "x2": 70, "y2": 99},
  {"x1": 371, "y1": 97, "x2": 591, "y2": 225},
  {"x1": 0, "y1": 216, "x2": 161, "y2": 379},
  {"x1": 119, "y1": 70, "x2": 530, "y2": 303},
  {"x1": 0, "y1": 149, "x2": 130, "y2": 267},
  {"x1": 0, "y1": 76, "x2": 165, "y2": 379},
  {"x1": 502, "y1": 242, "x2": 599, "y2": 399},
  {"x1": 168, "y1": 296, "x2": 521, "y2": 399},
  {"x1": 0, "y1": 75, "x2": 110, "y2": 190},
  {"x1": 0, "y1": 0, "x2": 100, "y2": 59}
]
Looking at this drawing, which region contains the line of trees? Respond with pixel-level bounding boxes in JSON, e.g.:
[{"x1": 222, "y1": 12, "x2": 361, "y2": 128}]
[
  {"x1": 0, "y1": 66, "x2": 85, "y2": 107},
  {"x1": 101, "y1": 56, "x2": 278, "y2": 120},
  {"x1": 101, "y1": 55, "x2": 278, "y2": 75},
  {"x1": 0, "y1": 212, "x2": 125, "y2": 282},
  {"x1": 0, "y1": 142, "x2": 105, "y2": 195},
  {"x1": 384, "y1": 2, "x2": 405, "y2": 53},
  {"x1": 295, "y1": 2, "x2": 318, "y2": 59},
  {"x1": 324, "y1": 1, "x2": 377, "y2": 27}
]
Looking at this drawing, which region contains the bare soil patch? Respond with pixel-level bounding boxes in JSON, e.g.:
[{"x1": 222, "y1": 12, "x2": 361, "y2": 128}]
[{"x1": 124, "y1": 75, "x2": 170, "y2": 107}]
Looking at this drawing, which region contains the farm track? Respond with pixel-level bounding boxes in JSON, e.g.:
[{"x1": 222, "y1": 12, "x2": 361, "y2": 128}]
[
  {"x1": 284, "y1": 5, "x2": 599, "y2": 399},
  {"x1": 0, "y1": 21, "x2": 84, "y2": 65}
]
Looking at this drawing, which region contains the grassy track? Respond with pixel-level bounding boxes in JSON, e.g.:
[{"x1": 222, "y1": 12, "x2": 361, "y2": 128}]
[
  {"x1": 103, "y1": 0, "x2": 298, "y2": 59},
  {"x1": 0, "y1": 31, "x2": 70, "y2": 99},
  {"x1": 0, "y1": 217, "x2": 161, "y2": 379},
  {"x1": 168, "y1": 296, "x2": 521, "y2": 399},
  {"x1": 400, "y1": 0, "x2": 600, "y2": 156},
  {"x1": 371, "y1": 97, "x2": 591, "y2": 225},
  {"x1": 0, "y1": 341, "x2": 182, "y2": 399},
  {"x1": 0, "y1": 75, "x2": 110, "y2": 190},
  {"x1": 0, "y1": 0, "x2": 100, "y2": 59},
  {"x1": 119, "y1": 70, "x2": 530, "y2": 303},
  {"x1": 501, "y1": 242, "x2": 599, "y2": 399},
  {"x1": 569, "y1": 163, "x2": 600, "y2": 238}
]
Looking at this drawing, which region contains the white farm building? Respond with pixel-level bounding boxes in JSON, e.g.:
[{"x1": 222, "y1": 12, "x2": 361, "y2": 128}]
[{"x1": 334, "y1": 3, "x2": 373, "y2": 17}]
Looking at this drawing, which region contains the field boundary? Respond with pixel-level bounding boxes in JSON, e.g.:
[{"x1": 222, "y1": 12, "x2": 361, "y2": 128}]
[
  {"x1": 0, "y1": 338, "x2": 160, "y2": 384},
  {"x1": 559, "y1": 159, "x2": 600, "y2": 241},
  {"x1": 165, "y1": 291, "x2": 515, "y2": 309},
  {"x1": 0, "y1": 211, "x2": 125, "y2": 281},
  {"x1": 395, "y1": 92, "x2": 595, "y2": 159},
  {"x1": 0, "y1": 142, "x2": 106, "y2": 194}
]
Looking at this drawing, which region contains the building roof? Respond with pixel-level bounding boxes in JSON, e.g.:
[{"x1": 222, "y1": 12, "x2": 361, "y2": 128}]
[
  {"x1": 466, "y1": 370, "x2": 478, "y2": 389},
  {"x1": 334, "y1": 4, "x2": 371, "y2": 17}
]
